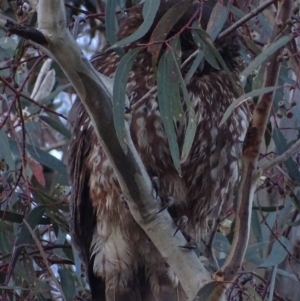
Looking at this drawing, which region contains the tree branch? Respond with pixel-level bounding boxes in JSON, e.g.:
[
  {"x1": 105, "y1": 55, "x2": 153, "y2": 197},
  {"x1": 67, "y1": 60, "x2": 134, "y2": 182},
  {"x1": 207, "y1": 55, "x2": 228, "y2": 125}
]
[
  {"x1": 218, "y1": 0, "x2": 278, "y2": 40},
  {"x1": 5, "y1": 20, "x2": 48, "y2": 45},
  {"x1": 260, "y1": 137, "x2": 300, "y2": 173},
  {"x1": 217, "y1": 0, "x2": 293, "y2": 288}
]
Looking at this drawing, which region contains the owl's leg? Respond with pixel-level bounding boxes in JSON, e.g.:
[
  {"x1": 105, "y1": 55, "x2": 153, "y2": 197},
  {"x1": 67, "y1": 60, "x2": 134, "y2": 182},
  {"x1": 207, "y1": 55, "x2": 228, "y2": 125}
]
[
  {"x1": 106, "y1": 283, "x2": 142, "y2": 301},
  {"x1": 143, "y1": 245, "x2": 187, "y2": 301},
  {"x1": 91, "y1": 224, "x2": 142, "y2": 301}
]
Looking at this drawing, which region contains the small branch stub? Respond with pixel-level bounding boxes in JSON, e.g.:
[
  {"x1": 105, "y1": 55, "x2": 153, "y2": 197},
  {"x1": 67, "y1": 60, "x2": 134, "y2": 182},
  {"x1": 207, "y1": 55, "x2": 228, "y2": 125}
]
[{"x1": 5, "y1": 20, "x2": 48, "y2": 45}]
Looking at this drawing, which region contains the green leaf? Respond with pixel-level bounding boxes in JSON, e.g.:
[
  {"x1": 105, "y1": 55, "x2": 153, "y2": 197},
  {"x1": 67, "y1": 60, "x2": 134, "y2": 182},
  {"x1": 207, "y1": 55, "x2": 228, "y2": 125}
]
[
  {"x1": 260, "y1": 236, "x2": 290, "y2": 267},
  {"x1": 251, "y1": 209, "x2": 263, "y2": 242},
  {"x1": 241, "y1": 35, "x2": 262, "y2": 56},
  {"x1": 22, "y1": 251, "x2": 36, "y2": 288},
  {"x1": 58, "y1": 267, "x2": 76, "y2": 301},
  {"x1": 219, "y1": 86, "x2": 282, "y2": 126},
  {"x1": 252, "y1": 205, "x2": 284, "y2": 212},
  {"x1": 195, "y1": 28, "x2": 240, "y2": 95},
  {"x1": 273, "y1": 128, "x2": 300, "y2": 183},
  {"x1": 212, "y1": 232, "x2": 231, "y2": 254},
  {"x1": 16, "y1": 206, "x2": 46, "y2": 245},
  {"x1": 0, "y1": 226, "x2": 14, "y2": 255},
  {"x1": 105, "y1": 0, "x2": 118, "y2": 47},
  {"x1": 168, "y1": 38, "x2": 196, "y2": 162},
  {"x1": 148, "y1": 0, "x2": 194, "y2": 68},
  {"x1": 39, "y1": 115, "x2": 71, "y2": 139},
  {"x1": 241, "y1": 35, "x2": 292, "y2": 78},
  {"x1": 186, "y1": 4, "x2": 227, "y2": 83},
  {"x1": 0, "y1": 129, "x2": 14, "y2": 170},
  {"x1": 277, "y1": 268, "x2": 299, "y2": 281},
  {"x1": 9, "y1": 140, "x2": 69, "y2": 185},
  {"x1": 245, "y1": 241, "x2": 269, "y2": 265},
  {"x1": 38, "y1": 84, "x2": 71, "y2": 106},
  {"x1": 244, "y1": 285, "x2": 263, "y2": 301},
  {"x1": 192, "y1": 29, "x2": 219, "y2": 70},
  {"x1": 185, "y1": 50, "x2": 205, "y2": 83},
  {"x1": 265, "y1": 121, "x2": 272, "y2": 148},
  {"x1": 286, "y1": 218, "x2": 300, "y2": 226},
  {"x1": 113, "y1": 48, "x2": 140, "y2": 148},
  {"x1": 168, "y1": 37, "x2": 184, "y2": 125},
  {"x1": 110, "y1": 0, "x2": 161, "y2": 49},
  {"x1": 206, "y1": 2, "x2": 228, "y2": 41},
  {"x1": 193, "y1": 282, "x2": 221, "y2": 301},
  {"x1": 157, "y1": 49, "x2": 181, "y2": 173}
]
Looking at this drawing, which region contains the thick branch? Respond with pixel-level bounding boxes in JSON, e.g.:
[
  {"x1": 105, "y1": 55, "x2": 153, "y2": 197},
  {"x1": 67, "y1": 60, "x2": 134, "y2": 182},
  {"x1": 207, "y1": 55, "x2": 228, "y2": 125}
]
[{"x1": 32, "y1": 1, "x2": 210, "y2": 300}]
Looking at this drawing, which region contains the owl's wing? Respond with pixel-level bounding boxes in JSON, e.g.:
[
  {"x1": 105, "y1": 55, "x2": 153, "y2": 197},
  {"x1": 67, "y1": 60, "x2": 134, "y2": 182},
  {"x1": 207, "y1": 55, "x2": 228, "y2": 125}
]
[{"x1": 68, "y1": 98, "x2": 106, "y2": 300}]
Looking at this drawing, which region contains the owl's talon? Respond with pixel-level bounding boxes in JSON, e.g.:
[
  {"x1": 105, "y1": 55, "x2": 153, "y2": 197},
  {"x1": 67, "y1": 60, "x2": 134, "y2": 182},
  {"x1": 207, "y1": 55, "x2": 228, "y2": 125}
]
[
  {"x1": 120, "y1": 195, "x2": 129, "y2": 210},
  {"x1": 152, "y1": 176, "x2": 160, "y2": 198},
  {"x1": 178, "y1": 241, "x2": 197, "y2": 250},
  {"x1": 156, "y1": 196, "x2": 174, "y2": 214},
  {"x1": 174, "y1": 215, "x2": 188, "y2": 236}
]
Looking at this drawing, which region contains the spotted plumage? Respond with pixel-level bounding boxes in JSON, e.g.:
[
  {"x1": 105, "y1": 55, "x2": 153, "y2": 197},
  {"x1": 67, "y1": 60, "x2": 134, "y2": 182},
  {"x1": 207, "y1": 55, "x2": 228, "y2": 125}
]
[{"x1": 68, "y1": 1, "x2": 249, "y2": 300}]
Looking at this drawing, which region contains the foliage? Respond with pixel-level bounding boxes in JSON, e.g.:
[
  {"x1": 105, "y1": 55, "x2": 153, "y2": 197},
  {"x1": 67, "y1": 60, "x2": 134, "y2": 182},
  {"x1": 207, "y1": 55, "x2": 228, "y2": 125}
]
[{"x1": 0, "y1": 0, "x2": 300, "y2": 300}]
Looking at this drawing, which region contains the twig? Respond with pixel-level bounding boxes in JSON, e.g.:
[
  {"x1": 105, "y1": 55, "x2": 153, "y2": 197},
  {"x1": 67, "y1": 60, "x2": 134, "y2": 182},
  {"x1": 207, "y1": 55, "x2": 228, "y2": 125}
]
[
  {"x1": 260, "y1": 137, "x2": 300, "y2": 173},
  {"x1": 5, "y1": 20, "x2": 48, "y2": 45},
  {"x1": 23, "y1": 219, "x2": 67, "y2": 301},
  {"x1": 218, "y1": 0, "x2": 278, "y2": 40}
]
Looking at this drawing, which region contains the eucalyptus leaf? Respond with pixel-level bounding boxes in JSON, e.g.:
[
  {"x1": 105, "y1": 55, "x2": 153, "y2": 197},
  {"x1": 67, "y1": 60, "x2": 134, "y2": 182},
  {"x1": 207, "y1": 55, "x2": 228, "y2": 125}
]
[
  {"x1": 113, "y1": 48, "x2": 140, "y2": 148},
  {"x1": 241, "y1": 35, "x2": 292, "y2": 78},
  {"x1": 260, "y1": 237, "x2": 290, "y2": 268},
  {"x1": 157, "y1": 49, "x2": 181, "y2": 173},
  {"x1": 16, "y1": 206, "x2": 46, "y2": 246},
  {"x1": 58, "y1": 267, "x2": 76, "y2": 301},
  {"x1": 110, "y1": 0, "x2": 160, "y2": 49}
]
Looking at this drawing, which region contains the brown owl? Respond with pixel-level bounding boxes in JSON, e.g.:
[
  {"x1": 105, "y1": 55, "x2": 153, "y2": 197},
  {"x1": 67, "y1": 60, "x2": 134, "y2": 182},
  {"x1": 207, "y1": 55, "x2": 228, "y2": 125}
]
[{"x1": 68, "y1": 1, "x2": 249, "y2": 300}]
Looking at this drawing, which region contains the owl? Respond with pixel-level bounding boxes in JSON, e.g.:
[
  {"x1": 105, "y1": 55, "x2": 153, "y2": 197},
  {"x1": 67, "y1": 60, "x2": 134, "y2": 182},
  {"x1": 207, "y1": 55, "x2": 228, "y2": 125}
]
[{"x1": 68, "y1": 1, "x2": 249, "y2": 300}]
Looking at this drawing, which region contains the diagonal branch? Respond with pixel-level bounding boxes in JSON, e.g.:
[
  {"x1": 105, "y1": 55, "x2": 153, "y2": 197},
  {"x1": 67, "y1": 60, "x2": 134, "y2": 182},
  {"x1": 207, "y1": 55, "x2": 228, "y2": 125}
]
[
  {"x1": 260, "y1": 137, "x2": 300, "y2": 173},
  {"x1": 218, "y1": 0, "x2": 278, "y2": 40},
  {"x1": 217, "y1": 0, "x2": 293, "y2": 288}
]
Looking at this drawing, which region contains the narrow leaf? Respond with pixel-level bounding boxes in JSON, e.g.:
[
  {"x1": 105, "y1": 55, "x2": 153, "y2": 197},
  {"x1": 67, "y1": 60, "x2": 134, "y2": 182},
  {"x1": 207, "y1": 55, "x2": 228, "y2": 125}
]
[
  {"x1": 185, "y1": 50, "x2": 205, "y2": 83},
  {"x1": 157, "y1": 50, "x2": 181, "y2": 173},
  {"x1": 195, "y1": 28, "x2": 240, "y2": 94},
  {"x1": 273, "y1": 128, "x2": 300, "y2": 183},
  {"x1": 40, "y1": 115, "x2": 71, "y2": 139},
  {"x1": 9, "y1": 140, "x2": 69, "y2": 185},
  {"x1": 220, "y1": 86, "x2": 282, "y2": 126},
  {"x1": 58, "y1": 267, "x2": 76, "y2": 301},
  {"x1": 113, "y1": 48, "x2": 140, "y2": 148},
  {"x1": 245, "y1": 241, "x2": 269, "y2": 265},
  {"x1": 206, "y1": 2, "x2": 228, "y2": 41},
  {"x1": 194, "y1": 282, "x2": 222, "y2": 301},
  {"x1": 192, "y1": 29, "x2": 219, "y2": 69},
  {"x1": 16, "y1": 206, "x2": 46, "y2": 245},
  {"x1": 110, "y1": 0, "x2": 160, "y2": 49},
  {"x1": 0, "y1": 129, "x2": 14, "y2": 170},
  {"x1": 105, "y1": 0, "x2": 118, "y2": 46},
  {"x1": 38, "y1": 84, "x2": 71, "y2": 106},
  {"x1": 148, "y1": 0, "x2": 194, "y2": 67},
  {"x1": 260, "y1": 236, "x2": 290, "y2": 267},
  {"x1": 241, "y1": 35, "x2": 292, "y2": 78},
  {"x1": 168, "y1": 39, "x2": 196, "y2": 162}
]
